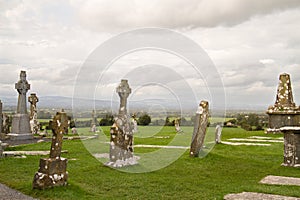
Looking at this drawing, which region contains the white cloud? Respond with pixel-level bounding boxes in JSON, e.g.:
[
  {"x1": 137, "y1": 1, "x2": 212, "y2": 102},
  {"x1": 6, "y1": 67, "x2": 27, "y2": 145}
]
[{"x1": 73, "y1": 0, "x2": 300, "y2": 31}]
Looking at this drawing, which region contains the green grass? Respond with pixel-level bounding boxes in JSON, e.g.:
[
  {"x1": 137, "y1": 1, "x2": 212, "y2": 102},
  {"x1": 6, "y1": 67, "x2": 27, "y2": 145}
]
[{"x1": 0, "y1": 127, "x2": 299, "y2": 199}]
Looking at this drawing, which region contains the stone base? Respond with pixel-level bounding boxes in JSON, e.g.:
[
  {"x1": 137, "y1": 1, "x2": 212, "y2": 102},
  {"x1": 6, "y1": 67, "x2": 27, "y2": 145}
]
[
  {"x1": 7, "y1": 133, "x2": 33, "y2": 140},
  {"x1": 10, "y1": 114, "x2": 32, "y2": 140},
  {"x1": 33, "y1": 157, "x2": 68, "y2": 189}
]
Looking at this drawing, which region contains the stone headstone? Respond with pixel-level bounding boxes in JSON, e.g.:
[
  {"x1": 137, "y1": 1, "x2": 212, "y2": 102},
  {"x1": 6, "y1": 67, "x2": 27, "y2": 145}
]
[
  {"x1": 131, "y1": 115, "x2": 138, "y2": 133},
  {"x1": 90, "y1": 110, "x2": 98, "y2": 132},
  {"x1": 215, "y1": 124, "x2": 222, "y2": 144},
  {"x1": 28, "y1": 93, "x2": 40, "y2": 135},
  {"x1": 2, "y1": 113, "x2": 10, "y2": 135},
  {"x1": 33, "y1": 110, "x2": 68, "y2": 189},
  {"x1": 174, "y1": 118, "x2": 182, "y2": 133},
  {"x1": 106, "y1": 80, "x2": 137, "y2": 167},
  {"x1": 9, "y1": 71, "x2": 32, "y2": 140},
  {"x1": 190, "y1": 100, "x2": 209, "y2": 157},
  {"x1": 267, "y1": 73, "x2": 300, "y2": 133},
  {"x1": 280, "y1": 126, "x2": 300, "y2": 167}
]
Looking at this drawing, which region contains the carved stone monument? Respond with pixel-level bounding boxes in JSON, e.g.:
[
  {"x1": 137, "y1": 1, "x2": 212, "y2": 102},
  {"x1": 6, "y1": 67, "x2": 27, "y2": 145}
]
[
  {"x1": 9, "y1": 71, "x2": 33, "y2": 140},
  {"x1": 190, "y1": 100, "x2": 209, "y2": 157},
  {"x1": 90, "y1": 110, "x2": 98, "y2": 132},
  {"x1": 28, "y1": 93, "x2": 40, "y2": 135},
  {"x1": 33, "y1": 110, "x2": 68, "y2": 189},
  {"x1": 106, "y1": 80, "x2": 137, "y2": 167},
  {"x1": 267, "y1": 73, "x2": 300, "y2": 133},
  {"x1": 215, "y1": 124, "x2": 222, "y2": 144},
  {"x1": 131, "y1": 114, "x2": 138, "y2": 133},
  {"x1": 280, "y1": 127, "x2": 300, "y2": 167}
]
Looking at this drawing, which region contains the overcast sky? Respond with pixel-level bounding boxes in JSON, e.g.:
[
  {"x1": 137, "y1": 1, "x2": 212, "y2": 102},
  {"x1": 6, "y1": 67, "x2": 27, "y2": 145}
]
[{"x1": 1, "y1": 0, "x2": 300, "y2": 110}]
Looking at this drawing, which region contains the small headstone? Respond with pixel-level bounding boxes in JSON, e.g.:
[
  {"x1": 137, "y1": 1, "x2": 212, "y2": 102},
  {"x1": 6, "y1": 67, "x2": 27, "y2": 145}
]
[
  {"x1": 90, "y1": 110, "x2": 98, "y2": 132},
  {"x1": 2, "y1": 113, "x2": 10, "y2": 135},
  {"x1": 174, "y1": 118, "x2": 183, "y2": 133},
  {"x1": 215, "y1": 124, "x2": 222, "y2": 144},
  {"x1": 266, "y1": 73, "x2": 300, "y2": 133},
  {"x1": 71, "y1": 127, "x2": 77, "y2": 134},
  {"x1": 106, "y1": 80, "x2": 137, "y2": 167},
  {"x1": 28, "y1": 93, "x2": 40, "y2": 135},
  {"x1": 33, "y1": 110, "x2": 68, "y2": 189},
  {"x1": 280, "y1": 126, "x2": 300, "y2": 167},
  {"x1": 131, "y1": 114, "x2": 138, "y2": 133},
  {"x1": 9, "y1": 71, "x2": 32, "y2": 140},
  {"x1": 190, "y1": 100, "x2": 209, "y2": 157}
]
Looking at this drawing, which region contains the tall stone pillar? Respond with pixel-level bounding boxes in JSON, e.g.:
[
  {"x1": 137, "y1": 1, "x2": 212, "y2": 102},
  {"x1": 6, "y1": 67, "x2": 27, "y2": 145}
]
[
  {"x1": 266, "y1": 73, "x2": 300, "y2": 133},
  {"x1": 190, "y1": 100, "x2": 210, "y2": 157},
  {"x1": 90, "y1": 110, "x2": 98, "y2": 132},
  {"x1": 106, "y1": 80, "x2": 137, "y2": 167},
  {"x1": 33, "y1": 110, "x2": 68, "y2": 189},
  {"x1": 9, "y1": 71, "x2": 32, "y2": 140}
]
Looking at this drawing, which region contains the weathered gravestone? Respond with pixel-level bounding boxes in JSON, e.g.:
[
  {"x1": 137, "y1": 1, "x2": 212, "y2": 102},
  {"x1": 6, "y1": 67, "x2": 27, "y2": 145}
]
[
  {"x1": 280, "y1": 127, "x2": 300, "y2": 167},
  {"x1": 28, "y1": 93, "x2": 40, "y2": 135},
  {"x1": 215, "y1": 124, "x2": 222, "y2": 144},
  {"x1": 190, "y1": 100, "x2": 209, "y2": 157},
  {"x1": 174, "y1": 118, "x2": 183, "y2": 133},
  {"x1": 90, "y1": 110, "x2": 98, "y2": 132},
  {"x1": 267, "y1": 73, "x2": 300, "y2": 133},
  {"x1": 131, "y1": 114, "x2": 138, "y2": 133},
  {"x1": 9, "y1": 71, "x2": 32, "y2": 140},
  {"x1": 33, "y1": 110, "x2": 68, "y2": 189},
  {"x1": 106, "y1": 80, "x2": 137, "y2": 167}
]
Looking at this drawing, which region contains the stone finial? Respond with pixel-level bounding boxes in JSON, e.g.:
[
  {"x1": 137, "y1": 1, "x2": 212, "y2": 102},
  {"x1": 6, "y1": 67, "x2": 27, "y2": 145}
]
[{"x1": 274, "y1": 73, "x2": 295, "y2": 108}]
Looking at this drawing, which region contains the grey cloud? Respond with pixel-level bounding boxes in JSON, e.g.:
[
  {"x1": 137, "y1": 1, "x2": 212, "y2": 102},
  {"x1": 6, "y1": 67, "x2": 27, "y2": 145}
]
[{"x1": 75, "y1": 0, "x2": 300, "y2": 31}]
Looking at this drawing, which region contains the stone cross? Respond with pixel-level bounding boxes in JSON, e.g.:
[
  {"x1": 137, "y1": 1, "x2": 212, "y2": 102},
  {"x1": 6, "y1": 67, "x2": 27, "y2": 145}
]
[
  {"x1": 33, "y1": 110, "x2": 69, "y2": 189},
  {"x1": 15, "y1": 71, "x2": 30, "y2": 114},
  {"x1": 106, "y1": 80, "x2": 137, "y2": 168},
  {"x1": 50, "y1": 110, "x2": 69, "y2": 159},
  {"x1": 117, "y1": 79, "x2": 131, "y2": 115},
  {"x1": 190, "y1": 100, "x2": 209, "y2": 157},
  {"x1": 28, "y1": 93, "x2": 39, "y2": 120}
]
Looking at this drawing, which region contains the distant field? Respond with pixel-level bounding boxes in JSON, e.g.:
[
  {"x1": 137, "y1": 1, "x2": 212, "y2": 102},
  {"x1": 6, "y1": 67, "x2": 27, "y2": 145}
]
[{"x1": 0, "y1": 127, "x2": 298, "y2": 199}]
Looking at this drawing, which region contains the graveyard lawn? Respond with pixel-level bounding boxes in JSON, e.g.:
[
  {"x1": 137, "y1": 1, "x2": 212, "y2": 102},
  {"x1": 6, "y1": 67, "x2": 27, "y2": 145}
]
[{"x1": 0, "y1": 127, "x2": 300, "y2": 199}]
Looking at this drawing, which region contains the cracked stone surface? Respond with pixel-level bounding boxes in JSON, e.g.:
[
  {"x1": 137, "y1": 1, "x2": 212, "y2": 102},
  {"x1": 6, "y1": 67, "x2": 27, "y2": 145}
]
[
  {"x1": 260, "y1": 175, "x2": 300, "y2": 186},
  {"x1": 224, "y1": 192, "x2": 300, "y2": 200}
]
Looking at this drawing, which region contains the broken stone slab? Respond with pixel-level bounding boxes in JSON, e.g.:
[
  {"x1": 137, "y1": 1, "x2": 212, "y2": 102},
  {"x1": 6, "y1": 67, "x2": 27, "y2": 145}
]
[
  {"x1": 221, "y1": 141, "x2": 271, "y2": 146},
  {"x1": 3, "y1": 150, "x2": 68, "y2": 157},
  {"x1": 224, "y1": 192, "x2": 300, "y2": 200},
  {"x1": 260, "y1": 175, "x2": 300, "y2": 186}
]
